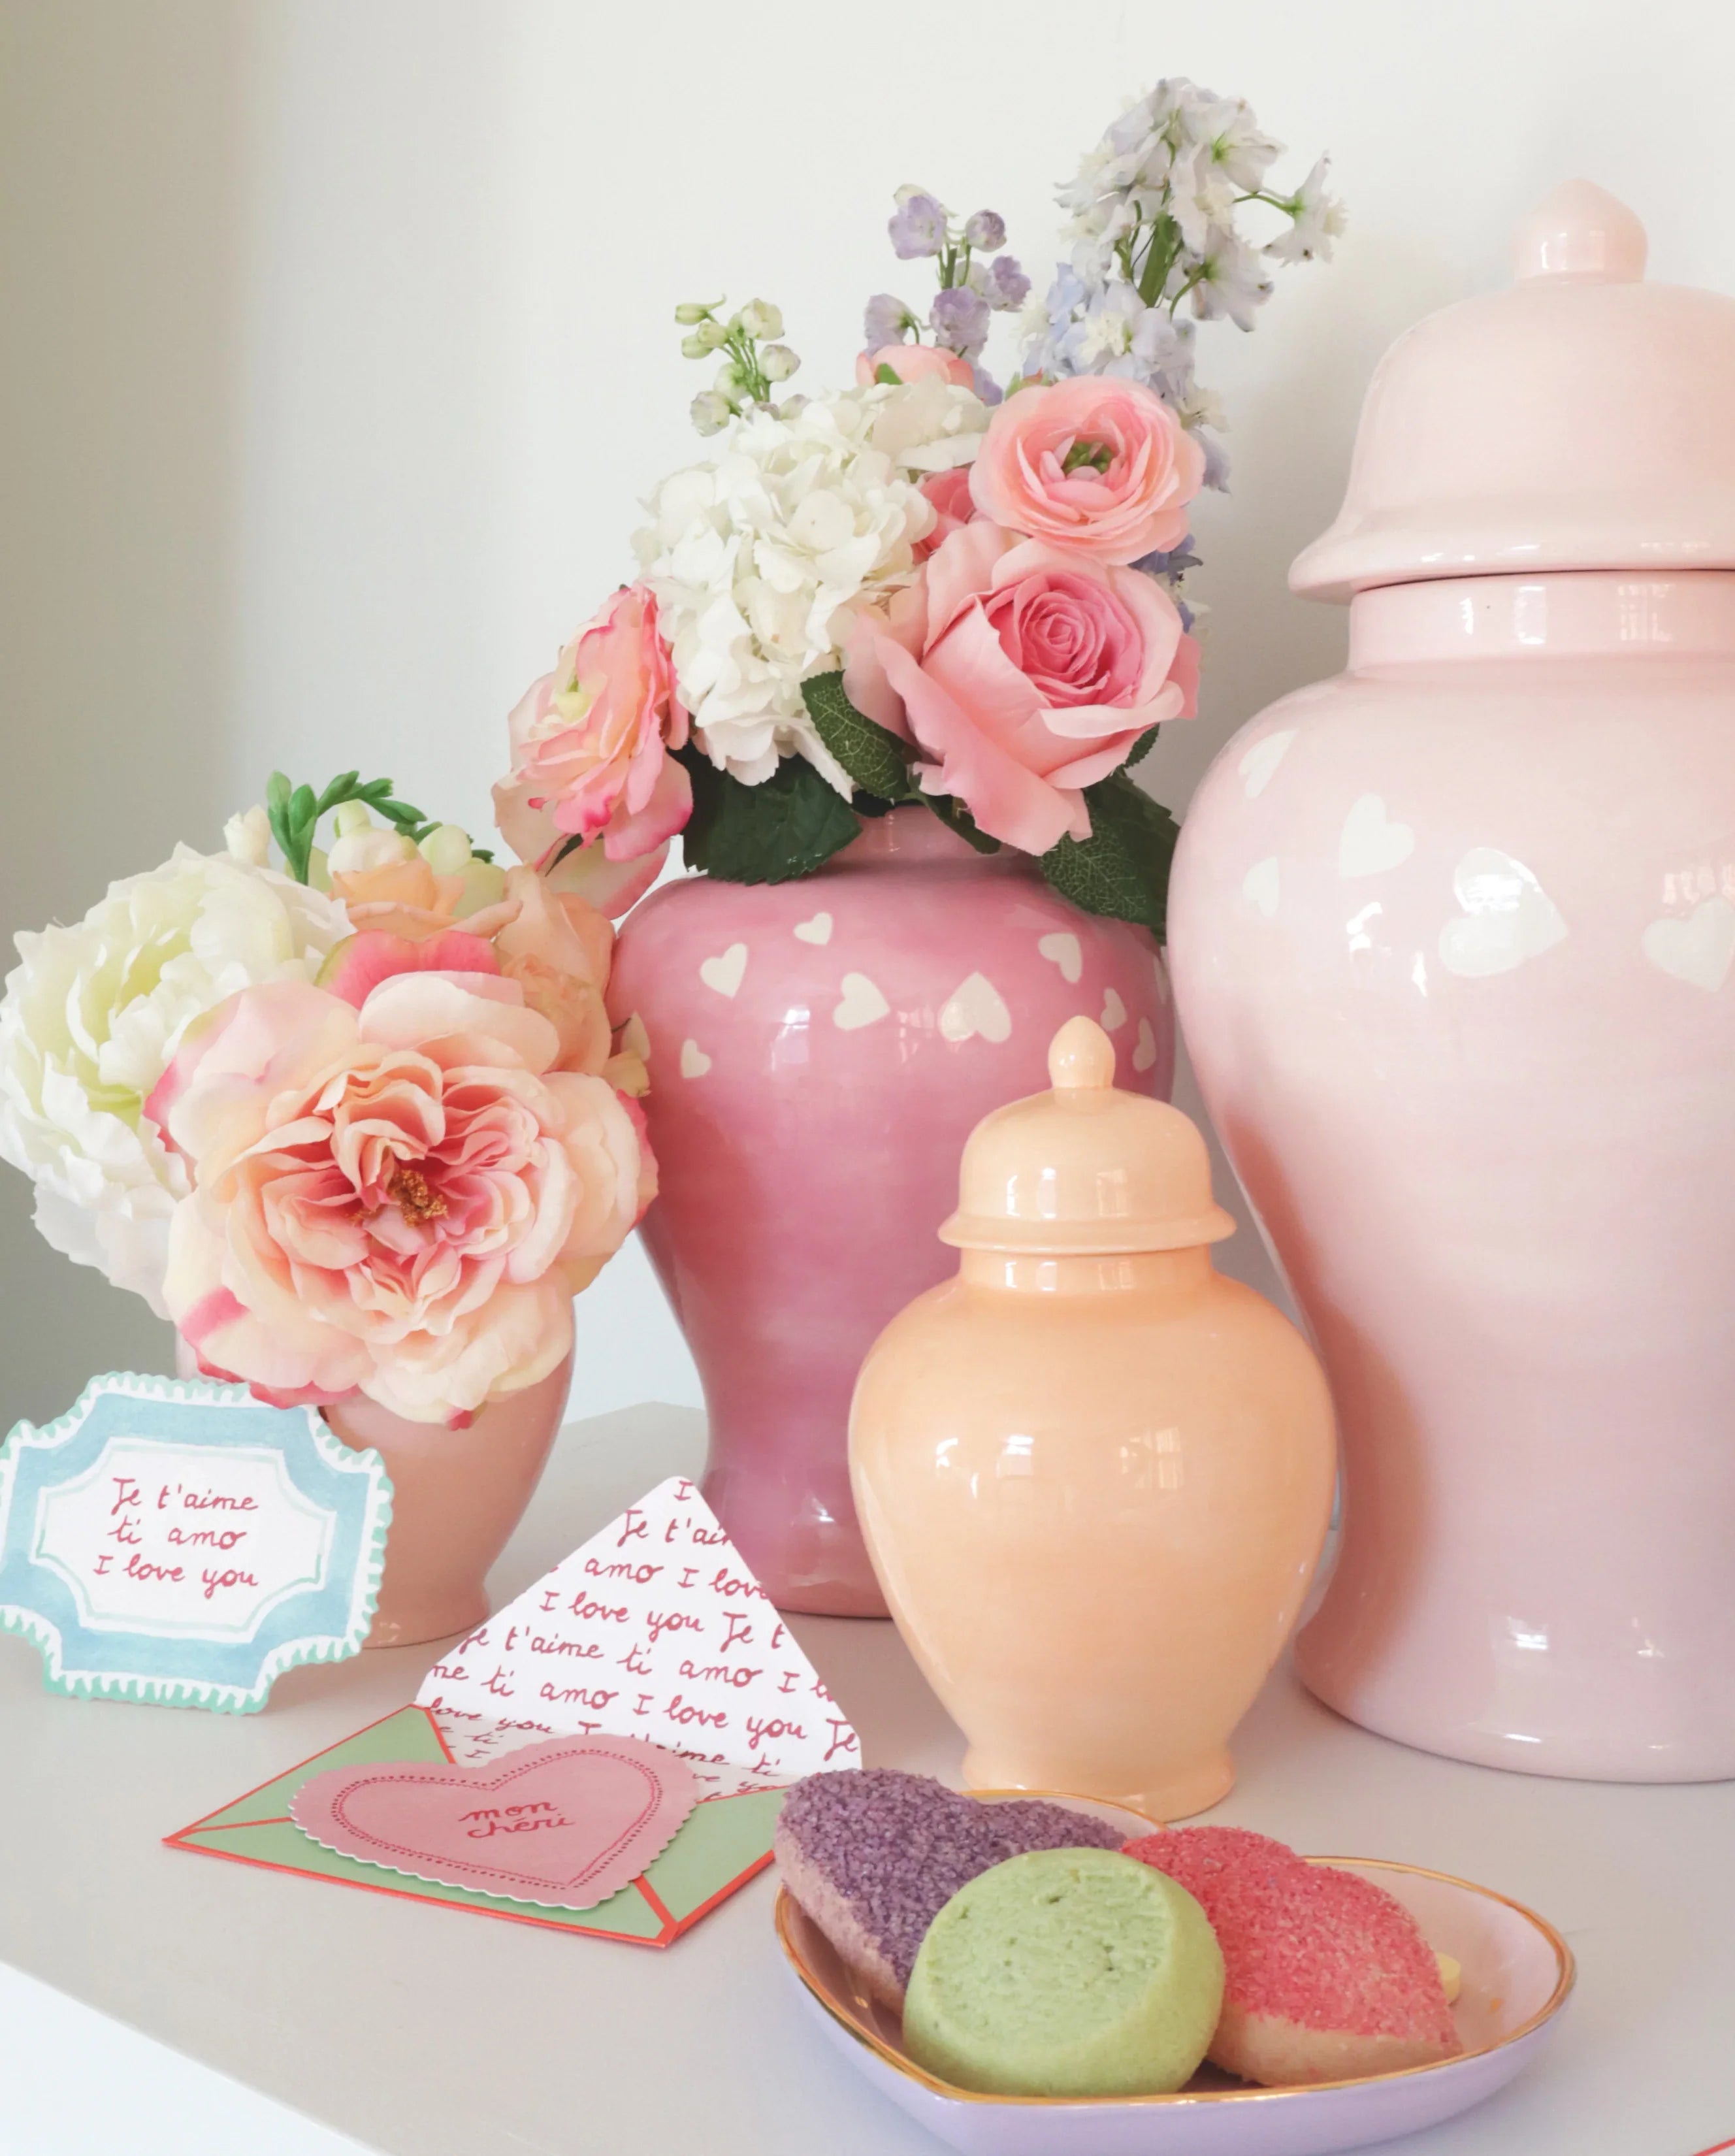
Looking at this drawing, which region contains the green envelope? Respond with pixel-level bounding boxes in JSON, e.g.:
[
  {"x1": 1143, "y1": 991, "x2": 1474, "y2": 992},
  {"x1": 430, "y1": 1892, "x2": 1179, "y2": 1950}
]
[{"x1": 167, "y1": 1705, "x2": 785, "y2": 1946}]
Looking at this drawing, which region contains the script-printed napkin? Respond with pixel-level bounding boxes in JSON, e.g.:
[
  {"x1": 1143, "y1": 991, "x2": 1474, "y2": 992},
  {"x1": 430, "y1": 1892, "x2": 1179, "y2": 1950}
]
[{"x1": 416, "y1": 1475, "x2": 860, "y2": 1798}]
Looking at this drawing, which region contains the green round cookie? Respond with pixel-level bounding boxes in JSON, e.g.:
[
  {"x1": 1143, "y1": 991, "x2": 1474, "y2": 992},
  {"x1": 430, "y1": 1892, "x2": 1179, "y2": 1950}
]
[{"x1": 902, "y1": 1847, "x2": 1224, "y2": 2099}]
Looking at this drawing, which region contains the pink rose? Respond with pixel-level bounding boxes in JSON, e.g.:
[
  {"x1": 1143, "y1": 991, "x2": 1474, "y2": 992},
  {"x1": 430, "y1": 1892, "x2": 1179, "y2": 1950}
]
[
  {"x1": 844, "y1": 522, "x2": 1198, "y2": 857},
  {"x1": 854, "y1": 344, "x2": 976, "y2": 389},
  {"x1": 151, "y1": 973, "x2": 653, "y2": 1424},
  {"x1": 493, "y1": 585, "x2": 690, "y2": 917},
  {"x1": 915, "y1": 466, "x2": 978, "y2": 561},
  {"x1": 969, "y1": 376, "x2": 1205, "y2": 566}
]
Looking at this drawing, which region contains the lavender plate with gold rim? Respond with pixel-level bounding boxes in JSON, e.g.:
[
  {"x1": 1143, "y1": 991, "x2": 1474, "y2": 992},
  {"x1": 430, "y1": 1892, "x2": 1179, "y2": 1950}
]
[{"x1": 774, "y1": 1794, "x2": 1574, "y2": 2156}]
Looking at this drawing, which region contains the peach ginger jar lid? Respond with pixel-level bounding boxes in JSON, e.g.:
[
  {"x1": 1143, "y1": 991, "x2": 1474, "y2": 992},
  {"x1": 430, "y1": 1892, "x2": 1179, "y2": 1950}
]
[
  {"x1": 1291, "y1": 181, "x2": 1735, "y2": 602},
  {"x1": 939, "y1": 1017, "x2": 1236, "y2": 1256}
]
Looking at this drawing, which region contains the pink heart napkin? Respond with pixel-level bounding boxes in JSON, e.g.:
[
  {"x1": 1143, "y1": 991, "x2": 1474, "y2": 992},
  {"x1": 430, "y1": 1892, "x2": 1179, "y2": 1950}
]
[{"x1": 289, "y1": 1733, "x2": 700, "y2": 1910}]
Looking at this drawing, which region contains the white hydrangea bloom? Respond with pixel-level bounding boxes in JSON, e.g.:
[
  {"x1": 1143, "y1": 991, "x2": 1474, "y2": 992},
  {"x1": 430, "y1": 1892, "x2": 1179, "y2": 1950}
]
[
  {"x1": 634, "y1": 378, "x2": 989, "y2": 790},
  {"x1": 0, "y1": 847, "x2": 351, "y2": 1314}
]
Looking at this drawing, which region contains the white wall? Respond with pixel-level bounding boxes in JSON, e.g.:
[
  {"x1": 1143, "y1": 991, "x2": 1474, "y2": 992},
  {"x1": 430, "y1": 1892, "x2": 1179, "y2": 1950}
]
[{"x1": 5, "y1": 0, "x2": 1734, "y2": 1426}]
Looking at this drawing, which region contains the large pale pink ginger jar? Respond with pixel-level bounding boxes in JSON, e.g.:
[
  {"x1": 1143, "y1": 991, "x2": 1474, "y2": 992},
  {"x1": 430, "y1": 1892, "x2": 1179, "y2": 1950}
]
[
  {"x1": 1167, "y1": 184, "x2": 1735, "y2": 1781},
  {"x1": 608, "y1": 808, "x2": 1175, "y2": 1616}
]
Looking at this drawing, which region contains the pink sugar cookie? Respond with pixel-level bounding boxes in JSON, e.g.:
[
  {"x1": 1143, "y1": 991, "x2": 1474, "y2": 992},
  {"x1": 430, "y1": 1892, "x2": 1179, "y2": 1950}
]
[{"x1": 1123, "y1": 1828, "x2": 1461, "y2": 2087}]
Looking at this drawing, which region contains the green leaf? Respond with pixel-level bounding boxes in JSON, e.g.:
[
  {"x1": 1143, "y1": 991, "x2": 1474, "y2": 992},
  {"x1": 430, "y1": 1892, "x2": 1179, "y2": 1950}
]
[
  {"x1": 1037, "y1": 770, "x2": 1180, "y2": 939},
  {"x1": 875, "y1": 363, "x2": 901, "y2": 384},
  {"x1": 1125, "y1": 725, "x2": 1159, "y2": 770},
  {"x1": 927, "y1": 794, "x2": 1001, "y2": 854},
  {"x1": 800, "y1": 672, "x2": 914, "y2": 802},
  {"x1": 265, "y1": 771, "x2": 294, "y2": 871},
  {"x1": 675, "y1": 745, "x2": 860, "y2": 883},
  {"x1": 315, "y1": 770, "x2": 361, "y2": 817}
]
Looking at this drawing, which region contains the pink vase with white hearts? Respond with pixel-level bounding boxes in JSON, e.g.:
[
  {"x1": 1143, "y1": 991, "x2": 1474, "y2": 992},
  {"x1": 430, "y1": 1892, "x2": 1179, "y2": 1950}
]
[
  {"x1": 608, "y1": 807, "x2": 1173, "y2": 1616},
  {"x1": 1168, "y1": 184, "x2": 1735, "y2": 1780}
]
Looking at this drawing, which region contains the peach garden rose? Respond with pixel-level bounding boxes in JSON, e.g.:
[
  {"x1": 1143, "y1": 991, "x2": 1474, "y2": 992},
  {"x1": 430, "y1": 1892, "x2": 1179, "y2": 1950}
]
[
  {"x1": 150, "y1": 970, "x2": 654, "y2": 1424},
  {"x1": 845, "y1": 519, "x2": 1198, "y2": 857}
]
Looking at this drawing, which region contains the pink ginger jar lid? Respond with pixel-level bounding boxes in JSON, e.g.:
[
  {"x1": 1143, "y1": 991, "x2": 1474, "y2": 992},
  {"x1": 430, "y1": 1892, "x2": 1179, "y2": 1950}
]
[
  {"x1": 1291, "y1": 180, "x2": 1735, "y2": 602},
  {"x1": 938, "y1": 1017, "x2": 1236, "y2": 1256}
]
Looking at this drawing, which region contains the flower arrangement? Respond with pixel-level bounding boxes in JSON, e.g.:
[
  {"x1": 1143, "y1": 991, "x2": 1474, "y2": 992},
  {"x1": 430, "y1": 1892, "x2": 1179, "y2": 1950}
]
[
  {"x1": 0, "y1": 77, "x2": 1335, "y2": 1435},
  {"x1": 495, "y1": 79, "x2": 1339, "y2": 936},
  {"x1": 0, "y1": 777, "x2": 652, "y2": 1426}
]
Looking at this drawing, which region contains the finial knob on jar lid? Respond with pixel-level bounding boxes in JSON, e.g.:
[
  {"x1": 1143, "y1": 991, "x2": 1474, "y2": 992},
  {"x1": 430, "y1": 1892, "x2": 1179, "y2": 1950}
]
[
  {"x1": 1512, "y1": 178, "x2": 1647, "y2": 284},
  {"x1": 941, "y1": 1018, "x2": 1237, "y2": 1254},
  {"x1": 1048, "y1": 1013, "x2": 1117, "y2": 1090}
]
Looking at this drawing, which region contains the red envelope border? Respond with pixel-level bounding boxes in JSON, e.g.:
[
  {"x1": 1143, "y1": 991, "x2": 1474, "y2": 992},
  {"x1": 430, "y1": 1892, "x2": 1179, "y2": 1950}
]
[{"x1": 164, "y1": 1705, "x2": 775, "y2": 1948}]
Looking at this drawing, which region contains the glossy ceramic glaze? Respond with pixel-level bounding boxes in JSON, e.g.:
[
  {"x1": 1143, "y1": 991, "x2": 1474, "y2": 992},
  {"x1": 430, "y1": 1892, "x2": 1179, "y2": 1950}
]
[
  {"x1": 778, "y1": 1854, "x2": 1574, "y2": 2156},
  {"x1": 849, "y1": 1021, "x2": 1334, "y2": 1818},
  {"x1": 175, "y1": 1340, "x2": 570, "y2": 1648},
  {"x1": 1291, "y1": 181, "x2": 1735, "y2": 600},
  {"x1": 1171, "y1": 184, "x2": 1735, "y2": 1784},
  {"x1": 1173, "y1": 572, "x2": 1735, "y2": 1778},
  {"x1": 608, "y1": 810, "x2": 1175, "y2": 1618}
]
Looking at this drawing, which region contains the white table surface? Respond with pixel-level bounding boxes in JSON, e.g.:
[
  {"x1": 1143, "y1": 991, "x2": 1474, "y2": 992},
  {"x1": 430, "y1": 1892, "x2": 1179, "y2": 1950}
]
[{"x1": 1, "y1": 1402, "x2": 1731, "y2": 2156}]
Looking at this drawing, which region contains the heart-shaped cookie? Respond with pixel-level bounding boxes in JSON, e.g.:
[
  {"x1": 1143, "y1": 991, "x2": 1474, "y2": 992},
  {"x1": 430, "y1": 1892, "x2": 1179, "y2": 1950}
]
[
  {"x1": 289, "y1": 1734, "x2": 699, "y2": 1910},
  {"x1": 1124, "y1": 1827, "x2": 1459, "y2": 2088}
]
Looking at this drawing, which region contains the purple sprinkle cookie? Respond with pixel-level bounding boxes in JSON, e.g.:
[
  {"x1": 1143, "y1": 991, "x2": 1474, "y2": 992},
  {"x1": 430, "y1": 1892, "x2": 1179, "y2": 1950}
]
[
  {"x1": 987, "y1": 1797, "x2": 1127, "y2": 1854},
  {"x1": 774, "y1": 1770, "x2": 1126, "y2": 2012}
]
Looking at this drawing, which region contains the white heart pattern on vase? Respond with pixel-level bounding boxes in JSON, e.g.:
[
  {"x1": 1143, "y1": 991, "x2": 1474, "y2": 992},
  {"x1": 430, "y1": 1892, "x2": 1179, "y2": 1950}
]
[
  {"x1": 1438, "y1": 849, "x2": 1569, "y2": 978},
  {"x1": 698, "y1": 943, "x2": 748, "y2": 997},
  {"x1": 1338, "y1": 795, "x2": 1415, "y2": 879},
  {"x1": 938, "y1": 973, "x2": 1012, "y2": 1045},
  {"x1": 832, "y1": 973, "x2": 890, "y2": 1031},
  {"x1": 679, "y1": 1039, "x2": 712, "y2": 1079},
  {"x1": 792, "y1": 913, "x2": 834, "y2": 946},
  {"x1": 1037, "y1": 931, "x2": 1083, "y2": 984},
  {"x1": 1239, "y1": 729, "x2": 1297, "y2": 800},
  {"x1": 1642, "y1": 895, "x2": 1735, "y2": 991},
  {"x1": 1242, "y1": 857, "x2": 1281, "y2": 919},
  {"x1": 1100, "y1": 987, "x2": 1128, "y2": 1032},
  {"x1": 1132, "y1": 1017, "x2": 1159, "y2": 1073}
]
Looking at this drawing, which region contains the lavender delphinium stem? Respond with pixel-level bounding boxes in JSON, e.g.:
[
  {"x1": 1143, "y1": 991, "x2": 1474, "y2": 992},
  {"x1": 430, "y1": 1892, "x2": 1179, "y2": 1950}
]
[{"x1": 888, "y1": 190, "x2": 948, "y2": 260}]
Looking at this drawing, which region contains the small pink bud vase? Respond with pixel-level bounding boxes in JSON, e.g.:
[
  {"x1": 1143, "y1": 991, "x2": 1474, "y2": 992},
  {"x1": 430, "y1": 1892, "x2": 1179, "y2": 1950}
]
[
  {"x1": 175, "y1": 1339, "x2": 570, "y2": 1648},
  {"x1": 1168, "y1": 183, "x2": 1735, "y2": 1780},
  {"x1": 608, "y1": 809, "x2": 1175, "y2": 1618},
  {"x1": 848, "y1": 1017, "x2": 1335, "y2": 1819}
]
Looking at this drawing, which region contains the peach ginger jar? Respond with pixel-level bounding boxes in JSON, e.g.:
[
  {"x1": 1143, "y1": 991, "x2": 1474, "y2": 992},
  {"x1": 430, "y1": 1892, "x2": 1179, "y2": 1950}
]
[{"x1": 849, "y1": 1016, "x2": 1335, "y2": 1821}]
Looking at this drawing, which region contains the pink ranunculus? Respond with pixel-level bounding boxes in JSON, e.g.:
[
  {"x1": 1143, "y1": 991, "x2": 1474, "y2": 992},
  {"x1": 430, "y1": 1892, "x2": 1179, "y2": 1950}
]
[
  {"x1": 854, "y1": 343, "x2": 976, "y2": 389},
  {"x1": 914, "y1": 466, "x2": 979, "y2": 561},
  {"x1": 493, "y1": 585, "x2": 691, "y2": 918},
  {"x1": 968, "y1": 376, "x2": 1206, "y2": 566},
  {"x1": 843, "y1": 522, "x2": 1198, "y2": 857},
  {"x1": 150, "y1": 973, "x2": 654, "y2": 1425}
]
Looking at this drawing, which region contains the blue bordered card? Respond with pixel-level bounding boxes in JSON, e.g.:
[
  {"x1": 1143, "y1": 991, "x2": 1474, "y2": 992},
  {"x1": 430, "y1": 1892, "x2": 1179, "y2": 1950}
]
[{"x1": 0, "y1": 1372, "x2": 393, "y2": 1712}]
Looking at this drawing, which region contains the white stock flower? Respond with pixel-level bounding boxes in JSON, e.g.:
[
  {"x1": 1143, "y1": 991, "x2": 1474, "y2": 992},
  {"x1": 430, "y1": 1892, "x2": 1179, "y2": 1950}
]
[
  {"x1": 0, "y1": 847, "x2": 351, "y2": 1314},
  {"x1": 1266, "y1": 157, "x2": 1348, "y2": 265},
  {"x1": 634, "y1": 379, "x2": 988, "y2": 790},
  {"x1": 1189, "y1": 233, "x2": 1274, "y2": 331}
]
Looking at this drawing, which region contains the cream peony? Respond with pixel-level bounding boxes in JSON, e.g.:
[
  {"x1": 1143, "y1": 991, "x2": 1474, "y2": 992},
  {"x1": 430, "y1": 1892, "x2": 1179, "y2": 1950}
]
[
  {"x1": 633, "y1": 376, "x2": 990, "y2": 792},
  {"x1": 0, "y1": 847, "x2": 351, "y2": 1315}
]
